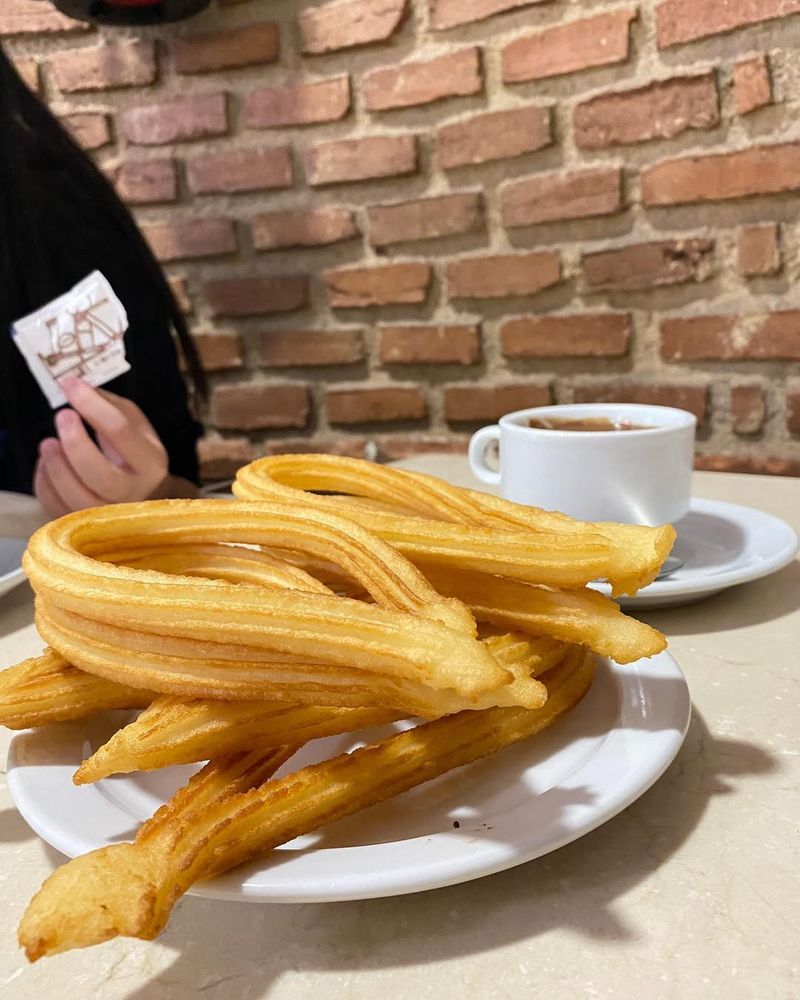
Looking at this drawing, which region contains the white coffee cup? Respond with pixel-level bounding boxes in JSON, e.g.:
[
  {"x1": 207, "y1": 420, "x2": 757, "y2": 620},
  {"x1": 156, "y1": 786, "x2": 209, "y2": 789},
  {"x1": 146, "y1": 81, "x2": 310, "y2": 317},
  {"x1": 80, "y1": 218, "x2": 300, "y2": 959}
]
[{"x1": 468, "y1": 403, "x2": 696, "y2": 526}]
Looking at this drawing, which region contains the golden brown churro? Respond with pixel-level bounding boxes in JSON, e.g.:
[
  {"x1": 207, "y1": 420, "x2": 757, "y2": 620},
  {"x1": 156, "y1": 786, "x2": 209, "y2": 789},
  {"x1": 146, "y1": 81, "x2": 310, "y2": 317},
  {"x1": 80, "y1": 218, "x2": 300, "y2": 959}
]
[
  {"x1": 75, "y1": 632, "x2": 558, "y2": 782},
  {"x1": 234, "y1": 455, "x2": 675, "y2": 596},
  {"x1": 25, "y1": 500, "x2": 510, "y2": 705},
  {"x1": 0, "y1": 649, "x2": 152, "y2": 729},
  {"x1": 5, "y1": 453, "x2": 668, "y2": 962},
  {"x1": 20, "y1": 650, "x2": 594, "y2": 960}
]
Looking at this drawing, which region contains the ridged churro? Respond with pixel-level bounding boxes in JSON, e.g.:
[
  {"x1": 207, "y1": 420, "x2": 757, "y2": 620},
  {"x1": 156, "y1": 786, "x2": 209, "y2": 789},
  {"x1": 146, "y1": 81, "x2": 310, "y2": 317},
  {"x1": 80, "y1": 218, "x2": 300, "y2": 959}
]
[
  {"x1": 0, "y1": 649, "x2": 151, "y2": 730},
  {"x1": 20, "y1": 649, "x2": 594, "y2": 960},
  {"x1": 234, "y1": 455, "x2": 675, "y2": 596},
  {"x1": 25, "y1": 500, "x2": 510, "y2": 704},
  {"x1": 75, "y1": 632, "x2": 559, "y2": 782},
  {"x1": 6, "y1": 453, "x2": 668, "y2": 962}
]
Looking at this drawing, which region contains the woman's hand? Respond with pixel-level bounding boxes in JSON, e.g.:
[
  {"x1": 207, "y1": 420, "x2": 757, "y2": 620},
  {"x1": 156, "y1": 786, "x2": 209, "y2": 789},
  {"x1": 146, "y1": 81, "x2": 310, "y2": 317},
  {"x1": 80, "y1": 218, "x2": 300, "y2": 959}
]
[{"x1": 33, "y1": 376, "x2": 170, "y2": 519}]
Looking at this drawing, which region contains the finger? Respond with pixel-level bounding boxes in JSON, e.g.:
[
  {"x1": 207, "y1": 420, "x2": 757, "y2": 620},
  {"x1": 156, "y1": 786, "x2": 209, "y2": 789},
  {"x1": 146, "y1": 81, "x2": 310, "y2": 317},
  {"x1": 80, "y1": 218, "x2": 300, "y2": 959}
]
[
  {"x1": 96, "y1": 389, "x2": 164, "y2": 452},
  {"x1": 38, "y1": 438, "x2": 103, "y2": 512},
  {"x1": 96, "y1": 387, "x2": 157, "y2": 432},
  {"x1": 33, "y1": 451, "x2": 70, "y2": 520},
  {"x1": 59, "y1": 378, "x2": 158, "y2": 474},
  {"x1": 54, "y1": 408, "x2": 130, "y2": 503}
]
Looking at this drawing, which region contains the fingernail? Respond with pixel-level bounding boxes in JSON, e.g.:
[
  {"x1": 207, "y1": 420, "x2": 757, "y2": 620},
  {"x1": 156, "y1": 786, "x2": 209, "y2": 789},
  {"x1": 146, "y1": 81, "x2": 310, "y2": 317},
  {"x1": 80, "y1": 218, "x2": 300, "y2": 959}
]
[
  {"x1": 59, "y1": 376, "x2": 81, "y2": 394},
  {"x1": 55, "y1": 408, "x2": 75, "y2": 427}
]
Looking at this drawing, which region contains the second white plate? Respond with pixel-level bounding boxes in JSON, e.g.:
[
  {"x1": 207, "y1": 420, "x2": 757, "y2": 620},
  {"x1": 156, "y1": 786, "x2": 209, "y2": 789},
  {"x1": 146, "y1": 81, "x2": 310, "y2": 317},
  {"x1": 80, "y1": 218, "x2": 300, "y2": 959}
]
[
  {"x1": 0, "y1": 538, "x2": 27, "y2": 600},
  {"x1": 7, "y1": 652, "x2": 690, "y2": 903}
]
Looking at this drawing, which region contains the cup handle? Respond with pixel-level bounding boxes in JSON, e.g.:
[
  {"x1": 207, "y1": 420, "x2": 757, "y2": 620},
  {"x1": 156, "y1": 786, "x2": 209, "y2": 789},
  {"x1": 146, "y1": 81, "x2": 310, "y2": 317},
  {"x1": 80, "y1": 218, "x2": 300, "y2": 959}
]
[{"x1": 468, "y1": 425, "x2": 501, "y2": 486}]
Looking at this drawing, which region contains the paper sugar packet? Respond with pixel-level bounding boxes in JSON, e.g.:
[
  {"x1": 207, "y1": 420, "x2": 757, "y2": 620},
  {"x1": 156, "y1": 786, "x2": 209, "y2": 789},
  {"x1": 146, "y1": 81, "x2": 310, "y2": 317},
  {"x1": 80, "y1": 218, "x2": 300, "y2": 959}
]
[{"x1": 12, "y1": 271, "x2": 130, "y2": 409}]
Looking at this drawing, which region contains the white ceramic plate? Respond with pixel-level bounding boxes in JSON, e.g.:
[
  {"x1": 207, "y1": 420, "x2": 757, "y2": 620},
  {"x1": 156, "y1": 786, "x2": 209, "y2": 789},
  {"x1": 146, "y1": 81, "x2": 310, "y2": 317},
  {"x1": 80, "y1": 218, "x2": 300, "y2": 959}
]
[
  {"x1": 594, "y1": 497, "x2": 798, "y2": 609},
  {"x1": 7, "y1": 652, "x2": 690, "y2": 903},
  {"x1": 0, "y1": 538, "x2": 27, "y2": 599}
]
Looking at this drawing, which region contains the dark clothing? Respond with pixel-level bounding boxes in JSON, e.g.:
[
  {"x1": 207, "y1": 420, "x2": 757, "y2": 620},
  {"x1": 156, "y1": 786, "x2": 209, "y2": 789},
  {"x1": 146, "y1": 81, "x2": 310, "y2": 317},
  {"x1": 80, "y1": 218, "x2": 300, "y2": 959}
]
[{"x1": 0, "y1": 158, "x2": 201, "y2": 495}]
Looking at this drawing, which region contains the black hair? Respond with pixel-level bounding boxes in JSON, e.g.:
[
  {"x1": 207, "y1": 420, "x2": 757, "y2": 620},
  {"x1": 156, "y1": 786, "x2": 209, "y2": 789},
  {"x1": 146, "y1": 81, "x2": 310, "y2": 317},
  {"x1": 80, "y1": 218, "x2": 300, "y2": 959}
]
[{"x1": 0, "y1": 44, "x2": 205, "y2": 490}]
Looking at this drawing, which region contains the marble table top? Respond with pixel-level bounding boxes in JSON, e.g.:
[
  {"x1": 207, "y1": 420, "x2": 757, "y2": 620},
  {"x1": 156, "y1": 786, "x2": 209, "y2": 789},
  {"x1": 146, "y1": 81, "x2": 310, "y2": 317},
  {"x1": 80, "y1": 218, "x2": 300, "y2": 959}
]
[{"x1": 0, "y1": 459, "x2": 797, "y2": 999}]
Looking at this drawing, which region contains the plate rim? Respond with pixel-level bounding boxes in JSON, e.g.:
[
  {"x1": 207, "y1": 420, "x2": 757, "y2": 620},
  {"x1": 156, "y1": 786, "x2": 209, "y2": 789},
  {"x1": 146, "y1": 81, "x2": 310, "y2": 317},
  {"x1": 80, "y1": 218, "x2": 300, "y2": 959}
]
[
  {"x1": 7, "y1": 651, "x2": 691, "y2": 903},
  {"x1": 0, "y1": 537, "x2": 27, "y2": 598}
]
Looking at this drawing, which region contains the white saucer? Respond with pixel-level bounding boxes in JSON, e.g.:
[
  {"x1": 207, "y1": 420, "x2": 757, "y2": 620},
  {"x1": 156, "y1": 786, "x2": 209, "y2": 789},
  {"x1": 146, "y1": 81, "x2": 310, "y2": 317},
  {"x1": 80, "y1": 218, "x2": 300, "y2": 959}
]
[
  {"x1": 0, "y1": 538, "x2": 27, "y2": 600},
  {"x1": 594, "y1": 497, "x2": 798, "y2": 609},
  {"x1": 7, "y1": 652, "x2": 690, "y2": 903}
]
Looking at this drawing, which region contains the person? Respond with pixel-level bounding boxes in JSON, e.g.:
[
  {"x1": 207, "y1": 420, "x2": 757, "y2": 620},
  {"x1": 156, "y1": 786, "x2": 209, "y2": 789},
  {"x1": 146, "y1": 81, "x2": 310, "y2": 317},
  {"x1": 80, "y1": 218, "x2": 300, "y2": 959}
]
[{"x1": 0, "y1": 45, "x2": 204, "y2": 519}]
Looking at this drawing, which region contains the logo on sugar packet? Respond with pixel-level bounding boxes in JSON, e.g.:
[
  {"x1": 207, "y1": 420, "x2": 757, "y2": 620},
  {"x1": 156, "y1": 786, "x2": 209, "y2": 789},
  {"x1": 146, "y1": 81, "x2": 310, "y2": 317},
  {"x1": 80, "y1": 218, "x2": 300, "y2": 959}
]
[{"x1": 12, "y1": 271, "x2": 130, "y2": 409}]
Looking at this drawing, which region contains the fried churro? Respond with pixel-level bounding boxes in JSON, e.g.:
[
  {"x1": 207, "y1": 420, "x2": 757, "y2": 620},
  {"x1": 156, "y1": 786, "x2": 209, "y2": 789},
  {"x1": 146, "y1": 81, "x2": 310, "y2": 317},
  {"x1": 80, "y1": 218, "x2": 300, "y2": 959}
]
[{"x1": 20, "y1": 649, "x2": 594, "y2": 960}]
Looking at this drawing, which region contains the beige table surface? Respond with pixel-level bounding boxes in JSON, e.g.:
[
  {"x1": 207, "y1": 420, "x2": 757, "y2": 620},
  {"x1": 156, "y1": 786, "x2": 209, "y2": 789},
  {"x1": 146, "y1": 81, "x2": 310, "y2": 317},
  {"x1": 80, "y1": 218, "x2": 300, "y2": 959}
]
[{"x1": 0, "y1": 460, "x2": 798, "y2": 999}]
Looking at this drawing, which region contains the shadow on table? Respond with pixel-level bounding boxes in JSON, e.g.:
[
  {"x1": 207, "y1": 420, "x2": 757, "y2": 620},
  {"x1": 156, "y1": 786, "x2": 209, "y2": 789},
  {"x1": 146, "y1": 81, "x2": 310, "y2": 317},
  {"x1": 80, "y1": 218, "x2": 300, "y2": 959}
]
[
  {"x1": 0, "y1": 808, "x2": 35, "y2": 844},
  {"x1": 121, "y1": 707, "x2": 775, "y2": 1000},
  {"x1": 642, "y1": 560, "x2": 800, "y2": 635}
]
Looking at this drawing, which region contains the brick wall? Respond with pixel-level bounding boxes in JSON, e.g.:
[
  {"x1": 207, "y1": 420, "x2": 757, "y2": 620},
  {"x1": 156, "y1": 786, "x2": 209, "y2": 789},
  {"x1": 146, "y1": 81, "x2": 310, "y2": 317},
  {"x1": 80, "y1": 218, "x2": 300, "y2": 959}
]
[{"x1": 5, "y1": 0, "x2": 800, "y2": 479}]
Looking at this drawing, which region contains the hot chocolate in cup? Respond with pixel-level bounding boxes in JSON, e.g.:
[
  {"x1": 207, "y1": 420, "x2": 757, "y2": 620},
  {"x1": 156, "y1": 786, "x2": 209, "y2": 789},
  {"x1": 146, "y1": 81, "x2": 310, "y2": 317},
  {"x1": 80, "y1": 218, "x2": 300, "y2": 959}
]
[{"x1": 468, "y1": 403, "x2": 696, "y2": 526}]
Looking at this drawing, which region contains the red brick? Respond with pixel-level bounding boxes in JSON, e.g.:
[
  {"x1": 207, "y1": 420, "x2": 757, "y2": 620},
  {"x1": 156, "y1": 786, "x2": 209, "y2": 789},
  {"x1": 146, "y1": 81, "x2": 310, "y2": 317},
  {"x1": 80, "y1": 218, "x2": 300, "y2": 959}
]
[
  {"x1": 197, "y1": 436, "x2": 254, "y2": 482},
  {"x1": 731, "y1": 384, "x2": 765, "y2": 434},
  {"x1": 244, "y1": 76, "x2": 350, "y2": 129},
  {"x1": 788, "y1": 393, "x2": 800, "y2": 435},
  {"x1": 661, "y1": 316, "x2": 738, "y2": 360},
  {"x1": 0, "y1": 0, "x2": 89, "y2": 35},
  {"x1": 444, "y1": 383, "x2": 552, "y2": 422},
  {"x1": 661, "y1": 313, "x2": 800, "y2": 361},
  {"x1": 168, "y1": 277, "x2": 192, "y2": 314},
  {"x1": 583, "y1": 239, "x2": 714, "y2": 291},
  {"x1": 265, "y1": 437, "x2": 368, "y2": 458},
  {"x1": 51, "y1": 41, "x2": 156, "y2": 92},
  {"x1": 574, "y1": 383, "x2": 708, "y2": 423},
  {"x1": 379, "y1": 324, "x2": 480, "y2": 365},
  {"x1": 694, "y1": 454, "x2": 800, "y2": 476},
  {"x1": 205, "y1": 276, "x2": 310, "y2": 317},
  {"x1": 252, "y1": 208, "x2": 358, "y2": 251},
  {"x1": 187, "y1": 147, "x2": 292, "y2": 195},
  {"x1": 368, "y1": 192, "x2": 483, "y2": 247},
  {"x1": 142, "y1": 219, "x2": 237, "y2": 263},
  {"x1": 112, "y1": 159, "x2": 177, "y2": 205},
  {"x1": 376, "y1": 435, "x2": 469, "y2": 459},
  {"x1": 500, "y1": 314, "x2": 631, "y2": 358},
  {"x1": 447, "y1": 251, "x2": 560, "y2": 299},
  {"x1": 325, "y1": 262, "x2": 431, "y2": 308},
  {"x1": 502, "y1": 167, "x2": 622, "y2": 228},
  {"x1": 299, "y1": 0, "x2": 407, "y2": 54},
  {"x1": 642, "y1": 143, "x2": 800, "y2": 205},
  {"x1": 739, "y1": 223, "x2": 781, "y2": 277},
  {"x1": 574, "y1": 73, "x2": 719, "y2": 149},
  {"x1": 431, "y1": 0, "x2": 549, "y2": 30},
  {"x1": 14, "y1": 57, "x2": 39, "y2": 92},
  {"x1": 734, "y1": 54, "x2": 772, "y2": 115},
  {"x1": 194, "y1": 332, "x2": 243, "y2": 371},
  {"x1": 212, "y1": 383, "x2": 311, "y2": 431},
  {"x1": 258, "y1": 329, "x2": 364, "y2": 366},
  {"x1": 656, "y1": 0, "x2": 800, "y2": 47},
  {"x1": 61, "y1": 113, "x2": 111, "y2": 151},
  {"x1": 363, "y1": 48, "x2": 482, "y2": 112},
  {"x1": 173, "y1": 23, "x2": 279, "y2": 74},
  {"x1": 759, "y1": 329, "x2": 797, "y2": 382},
  {"x1": 121, "y1": 94, "x2": 227, "y2": 146},
  {"x1": 306, "y1": 135, "x2": 417, "y2": 186},
  {"x1": 327, "y1": 386, "x2": 426, "y2": 424},
  {"x1": 502, "y1": 8, "x2": 636, "y2": 84},
  {"x1": 438, "y1": 105, "x2": 551, "y2": 169}
]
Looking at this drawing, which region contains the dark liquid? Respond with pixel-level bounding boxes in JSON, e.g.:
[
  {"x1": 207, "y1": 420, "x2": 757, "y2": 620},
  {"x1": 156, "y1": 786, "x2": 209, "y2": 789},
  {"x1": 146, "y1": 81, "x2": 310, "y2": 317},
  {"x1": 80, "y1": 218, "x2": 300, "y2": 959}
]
[
  {"x1": 54, "y1": 0, "x2": 211, "y2": 25},
  {"x1": 528, "y1": 417, "x2": 655, "y2": 432}
]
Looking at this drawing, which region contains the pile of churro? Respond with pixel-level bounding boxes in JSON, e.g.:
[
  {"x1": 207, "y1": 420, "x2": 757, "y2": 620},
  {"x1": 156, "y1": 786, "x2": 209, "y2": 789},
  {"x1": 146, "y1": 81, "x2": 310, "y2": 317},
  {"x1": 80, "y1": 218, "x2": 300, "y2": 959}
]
[{"x1": 0, "y1": 456, "x2": 673, "y2": 960}]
